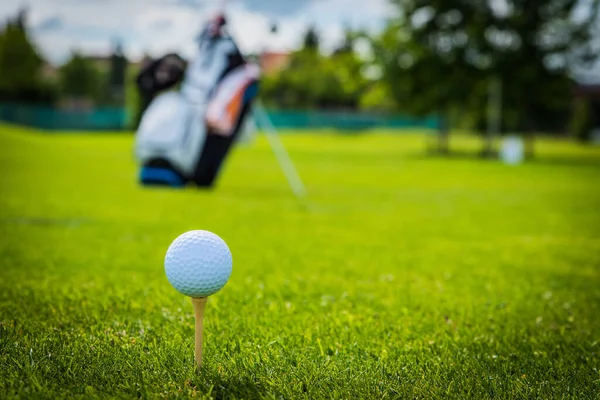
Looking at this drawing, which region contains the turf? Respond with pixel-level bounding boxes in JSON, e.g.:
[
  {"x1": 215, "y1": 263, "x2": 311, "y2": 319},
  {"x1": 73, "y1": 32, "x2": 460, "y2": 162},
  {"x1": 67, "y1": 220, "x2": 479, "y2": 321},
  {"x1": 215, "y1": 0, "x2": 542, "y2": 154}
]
[{"x1": 0, "y1": 124, "x2": 599, "y2": 399}]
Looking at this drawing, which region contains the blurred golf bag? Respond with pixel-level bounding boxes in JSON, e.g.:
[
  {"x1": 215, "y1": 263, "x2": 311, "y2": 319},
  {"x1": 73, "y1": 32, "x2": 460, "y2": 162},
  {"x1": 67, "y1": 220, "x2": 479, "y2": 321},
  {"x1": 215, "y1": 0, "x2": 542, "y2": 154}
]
[{"x1": 134, "y1": 15, "x2": 260, "y2": 188}]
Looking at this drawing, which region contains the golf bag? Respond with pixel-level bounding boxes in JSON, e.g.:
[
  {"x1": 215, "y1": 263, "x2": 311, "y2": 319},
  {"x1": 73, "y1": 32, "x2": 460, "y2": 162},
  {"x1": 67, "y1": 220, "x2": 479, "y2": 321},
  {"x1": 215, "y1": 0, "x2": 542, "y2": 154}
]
[{"x1": 134, "y1": 15, "x2": 260, "y2": 188}]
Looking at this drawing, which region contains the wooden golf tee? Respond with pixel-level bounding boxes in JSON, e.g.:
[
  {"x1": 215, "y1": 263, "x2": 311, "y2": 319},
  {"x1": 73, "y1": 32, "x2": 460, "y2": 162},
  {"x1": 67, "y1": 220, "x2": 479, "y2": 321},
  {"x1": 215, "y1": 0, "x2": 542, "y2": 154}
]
[{"x1": 191, "y1": 297, "x2": 208, "y2": 369}]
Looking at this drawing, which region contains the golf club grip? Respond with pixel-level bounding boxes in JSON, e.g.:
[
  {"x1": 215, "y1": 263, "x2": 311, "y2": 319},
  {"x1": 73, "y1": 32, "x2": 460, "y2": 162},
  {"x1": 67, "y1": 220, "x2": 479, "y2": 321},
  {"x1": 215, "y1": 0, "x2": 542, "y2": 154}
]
[{"x1": 191, "y1": 297, "x2": 208, "y2": 368}]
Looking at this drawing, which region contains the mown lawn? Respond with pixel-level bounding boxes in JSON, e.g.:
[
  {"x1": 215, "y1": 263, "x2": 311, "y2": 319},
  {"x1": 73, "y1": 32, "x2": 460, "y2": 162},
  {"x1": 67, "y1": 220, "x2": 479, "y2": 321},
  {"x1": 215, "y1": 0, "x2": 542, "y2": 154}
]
[{"x1": 0, "y1": 124, "x2": 599, "y2": 399}]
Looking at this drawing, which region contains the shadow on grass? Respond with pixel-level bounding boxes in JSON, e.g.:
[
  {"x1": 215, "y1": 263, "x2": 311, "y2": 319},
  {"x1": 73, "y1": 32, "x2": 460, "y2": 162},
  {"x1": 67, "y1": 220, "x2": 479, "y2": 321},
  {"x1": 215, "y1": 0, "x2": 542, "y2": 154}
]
[
  {"x1": 197, "y1": 371, "x2": 284, "y2": 400},
  {"x1": 527, "y1": 156, "x2": 600, "y2": 168},
  {"x1": 408, "y1": 149, "x2": 600, "y2": 167}
]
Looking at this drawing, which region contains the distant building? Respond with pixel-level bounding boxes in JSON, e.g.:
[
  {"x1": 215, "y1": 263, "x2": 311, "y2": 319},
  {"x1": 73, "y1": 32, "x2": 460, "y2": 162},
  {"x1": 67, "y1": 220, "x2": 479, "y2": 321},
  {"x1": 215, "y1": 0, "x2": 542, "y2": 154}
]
[
  {"x1": 259, "y1": 51, "x2": 290, "y2": 75},
  {"x1": 41, "y1": 62, "x2": 58, "y2": 82}
]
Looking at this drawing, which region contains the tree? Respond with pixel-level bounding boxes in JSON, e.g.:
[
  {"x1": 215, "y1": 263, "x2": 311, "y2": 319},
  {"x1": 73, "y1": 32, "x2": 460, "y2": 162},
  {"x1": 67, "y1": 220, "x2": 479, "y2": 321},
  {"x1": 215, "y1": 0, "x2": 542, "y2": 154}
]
[
  {"x1": 368, "y1": 16, "x2": 469, "y2": 153},
  {"x1": 127, "y1": 61, "x2": 144, "y2": 129},
  {"x1": 260, "y1": 42, "x2": 368, "y2": 111},
  {"x1": 259, "y1": 24, "x2": 371, "y2": 111},
  {"x1": 374, "y1": 0, "x2": 600, "y2": 156},
  {"x1": 59, "y1": 52, "x2": 101, "y2": 101},
  {"x1": 0, "y1": 8, "x2": 55, "y2": 103},
  {"x1": 359, "y1": 81, "x2": 400, "y2": 113},
  {"x1": 334, "y1": 27, "x2": 355, "y2": 55},
  {"x1": 107, "y1": 41, "x2": 128, "y2": 105},
  {"x1": 303, "y1": 26, "x2": 320, "y2": 51},
  {"x1": 328, "y1": 50, "x2": 369, "y2": 109}
]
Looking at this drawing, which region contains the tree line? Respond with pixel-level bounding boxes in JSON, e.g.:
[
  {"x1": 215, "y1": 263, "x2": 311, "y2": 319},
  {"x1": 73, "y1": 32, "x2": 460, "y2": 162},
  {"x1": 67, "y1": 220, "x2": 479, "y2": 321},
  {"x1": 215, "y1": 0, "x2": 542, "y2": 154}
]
[
  {"x1": 1, "y1": 1, "x2": 598, "y2": 140},
  {"x1": 261, "y1": 0, "x2": 599, "y2": 142},
  {"x1": 0, "y1": 9, "x2": 127, "y2": 107}
]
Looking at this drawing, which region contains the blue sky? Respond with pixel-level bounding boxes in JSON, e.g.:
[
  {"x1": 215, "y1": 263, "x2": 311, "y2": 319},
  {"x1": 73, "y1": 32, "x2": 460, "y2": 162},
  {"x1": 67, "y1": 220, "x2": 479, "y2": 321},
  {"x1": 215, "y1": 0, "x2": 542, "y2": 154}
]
[{"x1": 1, "y1": 0, "x2": 393, "y2": 64}]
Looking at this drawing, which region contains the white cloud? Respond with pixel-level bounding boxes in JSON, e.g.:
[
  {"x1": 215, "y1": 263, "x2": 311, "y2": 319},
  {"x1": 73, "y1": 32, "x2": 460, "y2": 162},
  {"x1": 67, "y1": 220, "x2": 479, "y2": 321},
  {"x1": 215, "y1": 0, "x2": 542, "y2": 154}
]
[
  {"x1": 6, "y1": 0, "x2": 599, "y2": 83},
  {"x1": 36, "y1": 32, "x2": 113, "y2": 58},
  {"x1": 1, "y1": 0, "x2": 391, "y2": 64},
  {"x1": 228, "y1": 8, "x2": 305, "y2": 54}
]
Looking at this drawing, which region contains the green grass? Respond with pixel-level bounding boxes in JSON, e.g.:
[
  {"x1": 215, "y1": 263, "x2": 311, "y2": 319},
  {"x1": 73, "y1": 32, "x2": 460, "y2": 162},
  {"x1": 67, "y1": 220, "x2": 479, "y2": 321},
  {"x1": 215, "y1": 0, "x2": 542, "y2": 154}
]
[{"x1": 1, "y1": 124, "x2": 599, "y2": 399}]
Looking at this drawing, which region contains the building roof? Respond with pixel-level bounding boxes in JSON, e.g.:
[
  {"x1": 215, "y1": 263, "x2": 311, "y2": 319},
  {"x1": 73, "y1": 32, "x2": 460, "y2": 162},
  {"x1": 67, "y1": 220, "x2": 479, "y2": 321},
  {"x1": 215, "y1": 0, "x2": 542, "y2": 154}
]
[{"x1": 260, "y1": 51, "x2": 290, "y2": 75}]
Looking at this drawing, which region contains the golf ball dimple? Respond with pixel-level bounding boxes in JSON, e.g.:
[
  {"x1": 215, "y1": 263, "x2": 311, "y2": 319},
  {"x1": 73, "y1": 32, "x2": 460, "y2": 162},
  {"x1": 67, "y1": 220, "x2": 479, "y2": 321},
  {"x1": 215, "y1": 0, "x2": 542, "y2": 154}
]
[{"x1": 164, "y1": 230, "x2": 232, "y2": 298}]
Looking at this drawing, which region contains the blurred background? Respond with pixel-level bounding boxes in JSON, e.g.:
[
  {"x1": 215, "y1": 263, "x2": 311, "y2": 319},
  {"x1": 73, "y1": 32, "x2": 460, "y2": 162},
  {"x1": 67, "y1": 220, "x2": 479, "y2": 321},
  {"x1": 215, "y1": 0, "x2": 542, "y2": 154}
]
[
  {"x1": 0, "y1": 0, "x2": 598, "y2": 154},
  {"x1": 1, "y1": 3, "x2": 600, "y2": 397}
]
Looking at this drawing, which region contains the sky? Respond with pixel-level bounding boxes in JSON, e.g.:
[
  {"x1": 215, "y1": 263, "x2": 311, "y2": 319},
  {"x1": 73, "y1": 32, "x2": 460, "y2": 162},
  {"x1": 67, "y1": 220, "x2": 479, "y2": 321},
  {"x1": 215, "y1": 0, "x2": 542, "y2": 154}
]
[{"x1": 1, "y1": 0, "x2": 394, "y2": 65}]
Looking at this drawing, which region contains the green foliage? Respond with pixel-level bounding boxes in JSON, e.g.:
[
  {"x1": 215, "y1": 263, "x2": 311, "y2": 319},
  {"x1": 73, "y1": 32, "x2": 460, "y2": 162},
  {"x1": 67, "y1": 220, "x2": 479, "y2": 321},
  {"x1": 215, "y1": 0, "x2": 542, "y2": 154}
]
[
  {"x1": 105, "y1": 43, "x2": 128, "y2": 106},
  {"x1": 570, "y1": 97, "x2": 592, "y2": 141},
  {"x1": 108, "y1": 43, "x2": 127, "y2": 88},
  {"x1": 125, "y1": 63, "x2": 142, "y2": 129},
  {"x1": 302, "y1": 25, "x2": 320, "y2": 52},
  {"x1": 333, "y1": 27, "x2": 356, "y2": 56},
  {"x1": 372, "y1": 0, "x2": 600, "y2": 132},
  {"x1": 1, "y1": 125, "x2": 600, "y2": 398},
  {"x1": 260, "y1": 36, "x2": 369, "y2": 110},
  {"x1": 0, "y1": 9, "x2": 55, "y2": 104},
  {"x1": 58, "y1": 53, "x2": 101, "y2": 101},
  {"x1": 358, "y1": 81, "x2": 399, "y2": 113}
]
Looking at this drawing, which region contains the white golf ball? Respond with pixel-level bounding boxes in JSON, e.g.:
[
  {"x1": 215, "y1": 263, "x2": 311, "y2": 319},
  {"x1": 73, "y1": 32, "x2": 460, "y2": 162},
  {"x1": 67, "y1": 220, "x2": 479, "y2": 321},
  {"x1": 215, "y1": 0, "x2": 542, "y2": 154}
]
[{"x1": 164, "y1": 230, "x2": 232, "y2": 298}]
